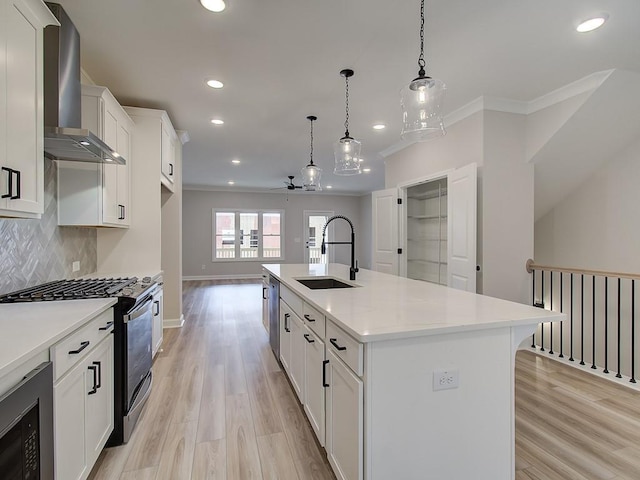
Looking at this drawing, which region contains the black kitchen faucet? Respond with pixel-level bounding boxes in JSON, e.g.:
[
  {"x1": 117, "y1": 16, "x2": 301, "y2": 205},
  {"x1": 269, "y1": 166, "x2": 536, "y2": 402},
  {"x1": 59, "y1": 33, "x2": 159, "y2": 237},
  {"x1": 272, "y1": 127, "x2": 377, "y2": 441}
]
[{"x1": 321, "y1": 215, "x2": 359, "y2": 281}]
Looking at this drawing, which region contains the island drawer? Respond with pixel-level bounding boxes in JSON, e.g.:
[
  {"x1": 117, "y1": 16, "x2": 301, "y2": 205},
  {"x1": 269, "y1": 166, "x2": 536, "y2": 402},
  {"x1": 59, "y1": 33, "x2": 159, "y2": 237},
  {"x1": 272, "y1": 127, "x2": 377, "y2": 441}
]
[
  {"x1": 281, "y1": 284, "x2": 303, "y2": 318},
  {"x1": 302, "y1": 302, "x2": 325, "y2": 337},
  {"x1": 326, "y1": 320, "x2": 363, "y2": 376},
  {"x1": 50, "y1": 308, "x2": 114, "y2": 381}
]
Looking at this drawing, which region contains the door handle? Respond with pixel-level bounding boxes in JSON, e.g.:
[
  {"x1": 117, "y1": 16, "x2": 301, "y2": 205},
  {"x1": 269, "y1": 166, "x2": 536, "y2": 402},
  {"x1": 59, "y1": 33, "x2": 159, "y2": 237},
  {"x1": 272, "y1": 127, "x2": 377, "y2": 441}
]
[
  {"x1": 303, "y1": 314, "x2": 315, "y2": 322},
  {"x1": 69, "y1": 340, "x2": 90, "y2": 354},
  {"x1": 1, "y1": 167, "x2": 12, "y2": 199},
  {"x1": 330, "y1": 338, "x2": 347, "y2": 351},
  {"x1": 284, "y1": 313, "x2": 290, "y2": 332},
  {"x1": 322, "y1": 359, "x2": 329, "y2": 387},
  {"x1": 169, "y1": 163, "x2": 174, "y2": 176},
  {"x1": 92, "y1": 361, "x2": 102, "y2": 389},
  {"x1": 304, "y1": 333, "x2": 314, "y2": 343},
  {"x1": 87, "y1": 365, "x2": 98, "y2": 395},
  {"x1": 10, "y1": 170, "x2": 20, "y2": 199},
  {"x1": 99, "y1": 321, "x2": 114, "y2": 331},
  {"x1": 262, "y1": 287, "x2": 267, "y2": 300}
]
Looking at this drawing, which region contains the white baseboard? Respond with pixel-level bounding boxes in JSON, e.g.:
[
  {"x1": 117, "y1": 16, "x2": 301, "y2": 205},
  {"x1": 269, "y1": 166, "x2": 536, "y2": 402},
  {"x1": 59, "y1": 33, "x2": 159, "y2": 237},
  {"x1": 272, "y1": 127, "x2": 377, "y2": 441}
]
[
  {"x1": 182, "y1": 274, "x2": 262, "y2": 281},
  {"x1": 163, "y1": 314, "x2": 184, "y2": 329}
]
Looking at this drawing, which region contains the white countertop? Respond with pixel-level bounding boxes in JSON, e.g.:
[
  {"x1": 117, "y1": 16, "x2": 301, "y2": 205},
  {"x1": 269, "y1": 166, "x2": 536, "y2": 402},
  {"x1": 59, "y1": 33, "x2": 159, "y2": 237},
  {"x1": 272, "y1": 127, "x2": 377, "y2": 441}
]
[
  {"x1": 0, "y1": 298, "x2": 117, "y2": 378},
  {"x1": 263, "y1": 263, "x2": 565, "y2": 342}
]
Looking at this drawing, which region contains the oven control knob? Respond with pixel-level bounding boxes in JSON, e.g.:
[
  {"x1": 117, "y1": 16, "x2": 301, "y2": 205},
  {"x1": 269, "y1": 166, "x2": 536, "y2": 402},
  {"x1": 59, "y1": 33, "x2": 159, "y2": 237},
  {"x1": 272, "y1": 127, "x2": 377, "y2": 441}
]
[{"x1": 142, "y1": 276, "x2": 152, "y2": 283}]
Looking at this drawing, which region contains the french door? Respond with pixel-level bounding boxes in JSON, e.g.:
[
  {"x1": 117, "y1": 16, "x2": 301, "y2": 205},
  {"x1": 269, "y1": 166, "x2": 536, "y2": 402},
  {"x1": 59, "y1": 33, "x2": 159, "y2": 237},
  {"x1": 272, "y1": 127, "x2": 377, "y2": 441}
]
[{"x1": 304, "y1": 211, "x2": 333, "y2": 265}]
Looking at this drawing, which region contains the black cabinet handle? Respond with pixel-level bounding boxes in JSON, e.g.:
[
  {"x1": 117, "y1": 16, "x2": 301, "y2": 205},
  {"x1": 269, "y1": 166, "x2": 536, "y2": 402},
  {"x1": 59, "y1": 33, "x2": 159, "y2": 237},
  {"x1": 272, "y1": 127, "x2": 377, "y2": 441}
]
[
  {"x1": 69, "y1": 341, "x2": 90, "y2": 355},
  {"x1": 169, "y1": 163, "x2": 174, "y2": 176},
  {"x1": 304, "y1": 333, "x2": 314, "y2": 343},
  {"x1": 330, "y1": 338, "x2": 346, "y2": 351},
  {"x1": 87, "y1": 365, "x2": 98, "y2": 395},
  {"x1": 323, "y1": 359, "x2": 329, "y2": 387},
  {"x1": 99, "y1": 321, "x2": 114, "y2": 331},
  {"x1": 93, "y1": 361, "x2": 102, "y2": 388},
  {"x1": 1, "y1": 167, "x2": 12, "y2": 199},
  {"x1": 153, "y1": 300, "x2": 160, "y2": 316},
  {"x1": 262, "y1": 287, "x2": 267, "y2": 300},
  {"x1": 284, "y1": 313, "x2": 290, "y2": 332},
  {"x1": 303, "y1": 314, "x2": 315, "y2": 322},
  {"x1": 11, "y1": 170, "x2": 20, "y2": 199}
]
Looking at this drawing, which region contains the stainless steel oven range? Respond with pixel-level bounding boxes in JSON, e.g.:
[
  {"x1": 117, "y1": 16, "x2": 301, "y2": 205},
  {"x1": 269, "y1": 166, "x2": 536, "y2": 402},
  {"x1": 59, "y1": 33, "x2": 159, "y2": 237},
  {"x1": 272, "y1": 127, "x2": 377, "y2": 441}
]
[
  {"x1": 0, "y1": 362, "x2": 54, "y2": 480},
  {"x1": 0, "y1": 277, "x2": 157, "y2": 446}
]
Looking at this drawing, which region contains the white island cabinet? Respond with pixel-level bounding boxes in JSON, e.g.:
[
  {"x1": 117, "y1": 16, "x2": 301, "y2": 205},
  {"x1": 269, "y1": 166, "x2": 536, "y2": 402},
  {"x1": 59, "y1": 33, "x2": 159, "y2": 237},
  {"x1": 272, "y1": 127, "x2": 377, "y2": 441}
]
[{"x1": 263, "y1": 263, "x2": 564, "y2": 480}]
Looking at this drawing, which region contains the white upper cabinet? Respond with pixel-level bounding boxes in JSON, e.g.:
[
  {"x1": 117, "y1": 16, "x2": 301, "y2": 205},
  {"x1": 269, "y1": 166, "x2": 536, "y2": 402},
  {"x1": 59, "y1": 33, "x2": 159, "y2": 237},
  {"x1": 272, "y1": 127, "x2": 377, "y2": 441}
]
[
  {"x1": 0, "y1": 0, "x2": 57, "y2": 218},
  {"x1": 160, "y1": 117, "x2": 177, "y2": 192},
  {"x1": 57, "y1": 85, "x2": 133, "y2": 227}
]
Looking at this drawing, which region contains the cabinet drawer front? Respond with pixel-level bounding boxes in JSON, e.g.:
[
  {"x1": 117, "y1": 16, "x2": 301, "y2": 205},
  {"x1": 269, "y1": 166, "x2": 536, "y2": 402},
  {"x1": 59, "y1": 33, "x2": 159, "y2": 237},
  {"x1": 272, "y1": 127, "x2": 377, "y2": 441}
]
[
  {"x1": 280, "y1": 284, "x2": 303, "y2": 318},
  {"x1": 303, "y1": 302, "x2": 325, "y2": 338},
  {"x1": 51, "y1": 309, "x2": 114, "y2": 381},
  {"x1": 326, "y1": 321, "x2": 363, "y2": 376}
]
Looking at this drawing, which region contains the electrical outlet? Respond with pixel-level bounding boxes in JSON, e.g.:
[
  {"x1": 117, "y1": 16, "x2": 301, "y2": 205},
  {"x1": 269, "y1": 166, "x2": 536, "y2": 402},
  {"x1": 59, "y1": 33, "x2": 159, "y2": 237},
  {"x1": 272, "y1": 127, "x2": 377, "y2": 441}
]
[
  {"x1": 201, "y1": 264, "x2": 206, "y2": 270},
  {"x1": 72, "y1": 261, "x2": 80, "y2": 272},
  {"x1": 433, "y1": 369, "x2": 459, "y2": 391}
]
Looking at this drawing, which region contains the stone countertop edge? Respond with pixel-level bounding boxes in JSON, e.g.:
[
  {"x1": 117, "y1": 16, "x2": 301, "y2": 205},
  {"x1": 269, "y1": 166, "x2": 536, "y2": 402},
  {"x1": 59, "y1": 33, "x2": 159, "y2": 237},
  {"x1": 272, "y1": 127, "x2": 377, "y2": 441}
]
[
  {"x1": 0, "y1": 298, "x2": 117, "y2": 379},
  {"x1": 263, "y1": 263, "x2": 566, "y2": 343}
]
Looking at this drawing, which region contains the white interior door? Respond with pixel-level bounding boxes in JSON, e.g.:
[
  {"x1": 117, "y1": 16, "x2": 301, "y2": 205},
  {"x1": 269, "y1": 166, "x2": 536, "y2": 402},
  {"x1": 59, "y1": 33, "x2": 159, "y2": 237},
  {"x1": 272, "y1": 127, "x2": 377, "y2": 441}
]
[
  {"x1": 304, "y1": 211, "x2": 333, "y2": 265},
  {"x1": 372, "y1": 188, "x2": 400, "y2": 275},
  {"x1": 447, "y1": 163, "x2": 477, "y2": 292}
]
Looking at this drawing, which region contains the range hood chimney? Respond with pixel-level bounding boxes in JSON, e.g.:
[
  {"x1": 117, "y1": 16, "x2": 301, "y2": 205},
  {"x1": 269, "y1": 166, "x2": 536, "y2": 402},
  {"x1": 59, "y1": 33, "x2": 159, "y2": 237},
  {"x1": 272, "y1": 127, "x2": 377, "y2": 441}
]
[{"x1": 43, "y1": 3, "x2": 125, "y2": 165}]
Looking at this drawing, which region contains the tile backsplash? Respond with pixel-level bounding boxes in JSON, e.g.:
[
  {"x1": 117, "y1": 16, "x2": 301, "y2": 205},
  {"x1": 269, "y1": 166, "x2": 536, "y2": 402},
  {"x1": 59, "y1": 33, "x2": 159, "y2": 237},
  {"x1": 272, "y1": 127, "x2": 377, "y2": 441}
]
[{"x1": 0, "y1": 159, "x2": 97, "y2": 295}]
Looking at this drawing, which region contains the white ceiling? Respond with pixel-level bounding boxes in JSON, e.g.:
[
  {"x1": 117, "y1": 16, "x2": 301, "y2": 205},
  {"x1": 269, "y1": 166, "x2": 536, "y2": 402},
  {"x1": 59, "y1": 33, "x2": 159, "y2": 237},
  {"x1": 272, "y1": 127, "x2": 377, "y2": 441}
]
[{"x1": 53, "y1": 0, "x2": 640, "y2": 195}]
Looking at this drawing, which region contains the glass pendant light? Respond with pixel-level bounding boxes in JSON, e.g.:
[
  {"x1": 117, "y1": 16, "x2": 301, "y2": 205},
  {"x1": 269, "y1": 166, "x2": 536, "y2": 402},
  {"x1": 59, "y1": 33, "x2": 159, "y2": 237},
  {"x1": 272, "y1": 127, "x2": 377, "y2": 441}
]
[
  {"x1": 334, "y1": 69, "x2": 362, "y2": 175},
  {"x1": 302, "y1": 115, "x2": 322, "y2": 191},
  {"x1": 400, "y1": 0, "x2": 446, "y2": 141}
]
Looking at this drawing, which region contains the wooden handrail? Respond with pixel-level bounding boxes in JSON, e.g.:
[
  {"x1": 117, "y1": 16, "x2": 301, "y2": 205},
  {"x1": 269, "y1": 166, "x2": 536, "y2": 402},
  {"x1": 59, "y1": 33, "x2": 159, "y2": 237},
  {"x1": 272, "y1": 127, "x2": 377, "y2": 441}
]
[{"x1": 526, "y1": 259, "x2": 640, "y2": 281}]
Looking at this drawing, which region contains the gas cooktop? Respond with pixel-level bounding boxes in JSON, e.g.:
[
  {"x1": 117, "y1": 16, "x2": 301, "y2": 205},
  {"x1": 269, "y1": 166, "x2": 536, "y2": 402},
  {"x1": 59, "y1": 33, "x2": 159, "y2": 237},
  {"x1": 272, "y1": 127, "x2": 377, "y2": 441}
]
[{"x1": 0, "y1": 277, "x2": 155, "y2": 303}]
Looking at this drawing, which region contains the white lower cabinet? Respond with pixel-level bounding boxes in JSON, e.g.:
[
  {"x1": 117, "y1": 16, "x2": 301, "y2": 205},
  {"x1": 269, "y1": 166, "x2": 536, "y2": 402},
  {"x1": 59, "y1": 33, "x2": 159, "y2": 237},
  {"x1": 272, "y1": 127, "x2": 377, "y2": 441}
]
[
  {"x1": 289, "y1": 311, "x2": 305, "y2": 403},
  {"x1": 303, "y1": 325, "x2": 326, "y2": 446},
  {"x1": 53, "y1": 311, "x2": 114, "y2": 480},
  {"x1": 326, "y1": 349, "x2": 363, "y2": 480},
  {"x1": 279, "y1": 301, "x2": 292, "y2": 375}
]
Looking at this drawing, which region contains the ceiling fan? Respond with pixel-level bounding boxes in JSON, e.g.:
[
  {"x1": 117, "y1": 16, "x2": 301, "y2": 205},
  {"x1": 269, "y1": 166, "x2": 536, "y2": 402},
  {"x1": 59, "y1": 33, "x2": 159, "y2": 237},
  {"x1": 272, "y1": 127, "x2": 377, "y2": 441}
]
[{"x1": 272, "y1": 175, "x2": 303, "y2": 190}]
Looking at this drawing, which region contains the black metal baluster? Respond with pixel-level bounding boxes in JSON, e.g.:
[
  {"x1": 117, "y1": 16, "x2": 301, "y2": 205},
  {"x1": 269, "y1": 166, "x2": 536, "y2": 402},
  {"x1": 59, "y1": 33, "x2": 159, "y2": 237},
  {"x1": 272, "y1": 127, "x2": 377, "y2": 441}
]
[
  {"x1": 531, "y1": 269, "x2": 536, "y2": 348},
  {"x1": 604, "y1": 277, "x2": 609, "y2": 374},
  {"x1": 632, "y1": 280, "x2": 636, "y2": 384},
  {"x1": 570, "y1": 273, "x2": 574, "y2": 361},
  {"x1": 580, "y1": 275, "x2": 585, "y2": 365},
  {"x1": 592, "y1": 276, "x2": 597, "y2": 369},
  {"x1": 540, "y1": 271, "x2": 545, "y2": 352},
  {"x1": 559, "y1": 272, "x2": 564, "y2": 358},
  {"x1": 549, "y1": 271, "x2": 554, "y2": 354},
  {"x1": 617, "y1": 278, "x2": 622, "y2": 378}
]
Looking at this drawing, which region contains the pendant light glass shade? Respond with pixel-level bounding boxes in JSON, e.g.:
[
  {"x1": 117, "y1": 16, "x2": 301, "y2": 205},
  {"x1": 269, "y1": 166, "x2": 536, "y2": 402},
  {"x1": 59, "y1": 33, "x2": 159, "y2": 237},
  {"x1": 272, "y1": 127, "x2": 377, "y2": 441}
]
[
  {"x1": 334, "y1": 69, "x2": 361, "y2": 176},
  {"x1": 400, "y1": 0, "x2": 446, "y2": 142},
  {"x1": 400, "y1": 77, "x2": 446, "y2": 141},
  {"x1": 333, "y1": 136, "x2": 362, "y2": 175},
  {"x1": 302, "y1": 115, "x2": 322, "y2": 191}
]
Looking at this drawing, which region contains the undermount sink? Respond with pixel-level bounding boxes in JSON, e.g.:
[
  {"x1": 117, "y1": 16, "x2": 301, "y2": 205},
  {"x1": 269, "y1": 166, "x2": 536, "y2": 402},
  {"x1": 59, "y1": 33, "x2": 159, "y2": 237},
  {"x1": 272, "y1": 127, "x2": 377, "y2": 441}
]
[{"x1": 296, "y1": 277, "x2": 355, "y2": 290}]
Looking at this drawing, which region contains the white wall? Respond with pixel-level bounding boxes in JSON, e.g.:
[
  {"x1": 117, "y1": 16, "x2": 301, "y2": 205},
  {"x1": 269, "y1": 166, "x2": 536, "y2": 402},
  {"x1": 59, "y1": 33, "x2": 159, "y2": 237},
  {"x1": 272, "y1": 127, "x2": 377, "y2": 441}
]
[
  {"x1": 535, "y1": 137, "x2": 640, "y2": 273},
  {"x1": 182, "y1": 190, "x2": 363, "y2": 278}
]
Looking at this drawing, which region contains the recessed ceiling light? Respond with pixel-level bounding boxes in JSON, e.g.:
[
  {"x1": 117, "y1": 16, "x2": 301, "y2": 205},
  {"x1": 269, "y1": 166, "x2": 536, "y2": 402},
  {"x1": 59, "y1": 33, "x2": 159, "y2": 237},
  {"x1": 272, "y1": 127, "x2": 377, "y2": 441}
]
[
  {"x1": 576, "y1": 14, "x2": 608, "y2": 32},
  {"x1": 227, "y1": 180, "x2": 235, "y2": 185},
  {"x1": 372, "y1": 124, "x2": 386, "y2": 130},
  {"x1": 211, "y1": 119, "x2": 224, "y2": 125},
  {"x1": 357, "y1": 158, "x2": 364, "y2": 162},
  {"x1": 363, "y1": 168, "x2": 371, "y2": 173},
  {"x1": 200, "y1": 0, "x2": 226, "y2": 13},
  {"x1": 231, "y1": 159, "x2": 240, "y2": 164},
  {"x1": 326, "y1": 185, "x2": 333, "y2": 189},
  {"x1": 206, "y1": 79, "x2": 224, "y2": 89}
]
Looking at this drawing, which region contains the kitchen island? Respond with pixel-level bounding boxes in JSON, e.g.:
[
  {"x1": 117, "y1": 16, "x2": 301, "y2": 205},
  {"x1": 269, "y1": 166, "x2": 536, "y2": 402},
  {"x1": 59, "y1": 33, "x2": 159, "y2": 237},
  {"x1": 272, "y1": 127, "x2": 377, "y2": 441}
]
[{"x1": 263, "y1": 263, "x2": 564, "y2": 480}]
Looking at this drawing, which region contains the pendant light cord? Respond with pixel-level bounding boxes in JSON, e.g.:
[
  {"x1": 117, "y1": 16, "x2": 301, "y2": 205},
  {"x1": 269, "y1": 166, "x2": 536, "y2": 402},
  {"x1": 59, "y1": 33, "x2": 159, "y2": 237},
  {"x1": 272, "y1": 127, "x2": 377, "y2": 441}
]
[
  {"x1": 309, "y1": 117, "x2": 314, "y2": 165},
  {"x1": 344, "y1": 75, "x2": 350, "y2": 137},
  {"x1": 418, "y1": 0, "x2": 426, "y2": 77}
]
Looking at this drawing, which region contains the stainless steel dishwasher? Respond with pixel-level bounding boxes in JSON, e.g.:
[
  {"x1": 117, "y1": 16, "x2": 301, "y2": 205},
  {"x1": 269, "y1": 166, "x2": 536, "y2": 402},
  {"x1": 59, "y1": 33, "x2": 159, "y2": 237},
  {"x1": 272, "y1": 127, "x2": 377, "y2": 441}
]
[{"x1": 268, "y1": 275, "x2": 280, "y2": 359}]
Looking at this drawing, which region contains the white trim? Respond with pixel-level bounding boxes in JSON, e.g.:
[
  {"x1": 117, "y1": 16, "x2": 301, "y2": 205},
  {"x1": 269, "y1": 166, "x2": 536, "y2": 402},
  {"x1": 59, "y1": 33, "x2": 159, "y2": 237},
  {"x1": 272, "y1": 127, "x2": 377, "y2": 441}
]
[
  {"x1": 163, "y1": 314, "x2": 185, "y2": 329},
  {"x1": 380, "y1": 69, "x2": 614, "y2": 159},
  {"x1": 182, "y1": 184, "x2": 364, "y2": 196},
  {"x1": 396, "y1": 168, "x2": 453, "y2": 189},
  {"x1": 182, "y1": 274, "x2": 262, "y2": 281}
]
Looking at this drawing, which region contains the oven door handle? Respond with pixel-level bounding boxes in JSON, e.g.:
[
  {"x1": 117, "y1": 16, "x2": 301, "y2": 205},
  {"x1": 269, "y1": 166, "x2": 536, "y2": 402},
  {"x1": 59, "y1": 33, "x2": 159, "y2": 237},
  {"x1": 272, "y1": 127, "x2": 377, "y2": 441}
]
[{"x1": 124, "y1": 296, "x2": 154, "y2": 323}]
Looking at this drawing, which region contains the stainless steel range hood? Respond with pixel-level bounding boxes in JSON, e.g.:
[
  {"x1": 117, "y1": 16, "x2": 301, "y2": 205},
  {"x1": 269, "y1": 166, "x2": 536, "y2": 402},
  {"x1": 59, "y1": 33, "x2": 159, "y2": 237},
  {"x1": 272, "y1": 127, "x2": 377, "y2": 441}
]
[{"x1": 43, "y1": 3, "x2": 125, "y2": 165}]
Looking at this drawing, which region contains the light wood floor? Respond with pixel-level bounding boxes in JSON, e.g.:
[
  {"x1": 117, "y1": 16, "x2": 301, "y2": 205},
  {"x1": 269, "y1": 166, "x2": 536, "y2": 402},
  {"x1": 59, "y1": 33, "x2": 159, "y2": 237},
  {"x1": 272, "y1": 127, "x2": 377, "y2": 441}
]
[{"x1": 87, "y1": 280, "x2": 640, "y2": 480}]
